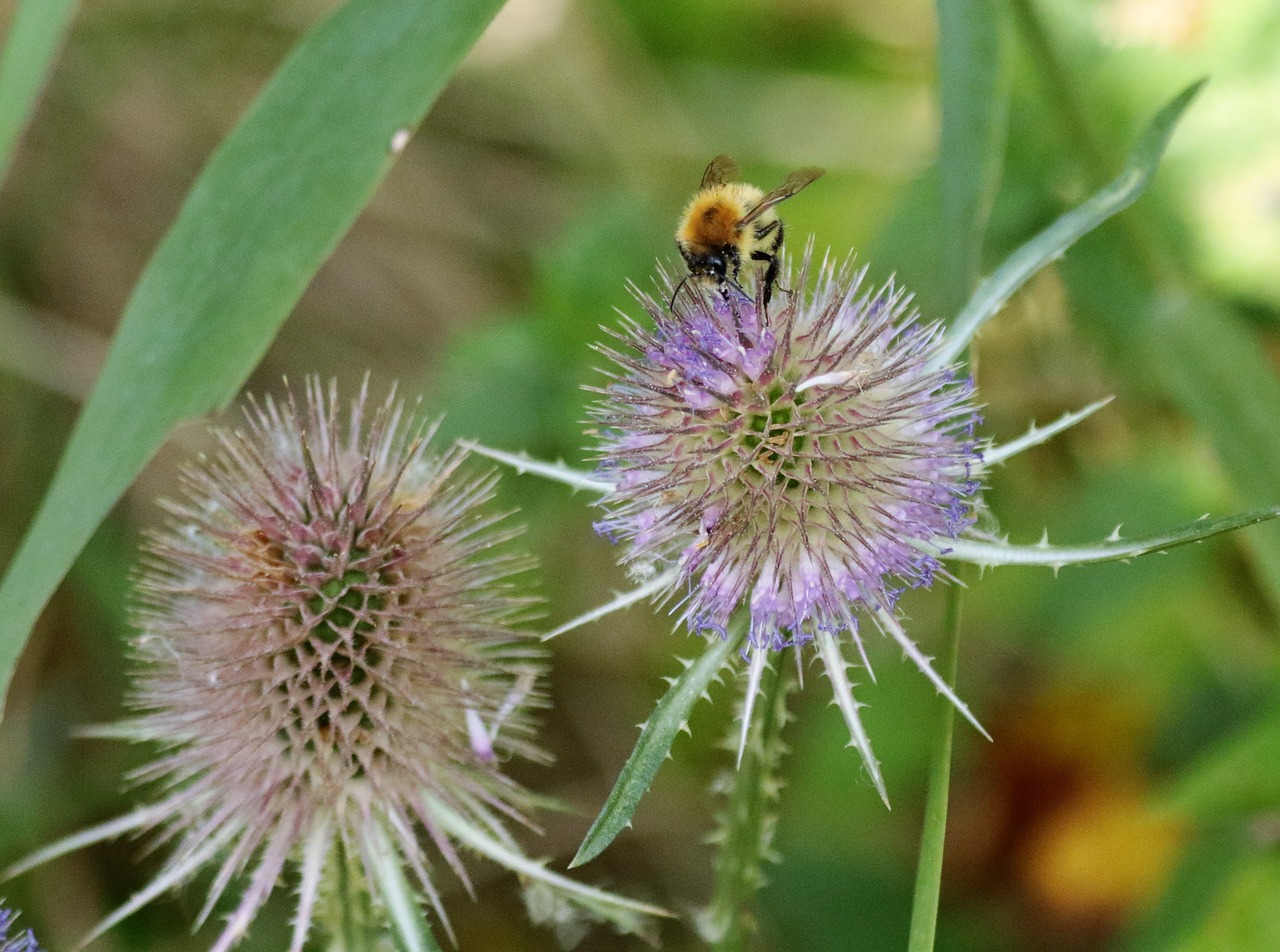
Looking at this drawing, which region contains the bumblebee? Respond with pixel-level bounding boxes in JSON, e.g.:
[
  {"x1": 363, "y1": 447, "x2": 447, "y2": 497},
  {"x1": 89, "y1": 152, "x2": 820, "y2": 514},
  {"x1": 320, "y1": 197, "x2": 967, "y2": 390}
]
[{"x1": 674, "y1": 154, "x2": 824, "y2": 306}]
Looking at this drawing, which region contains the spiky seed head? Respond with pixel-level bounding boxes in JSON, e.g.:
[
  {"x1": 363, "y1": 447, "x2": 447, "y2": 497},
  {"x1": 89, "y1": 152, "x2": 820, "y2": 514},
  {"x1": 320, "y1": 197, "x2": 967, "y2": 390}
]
[
  {"x1": 591, "y1": 251, "x2": 982, "y2": 650},
  {"x1": 122, "y1": 378, "x2": 544, "y2": 950}
]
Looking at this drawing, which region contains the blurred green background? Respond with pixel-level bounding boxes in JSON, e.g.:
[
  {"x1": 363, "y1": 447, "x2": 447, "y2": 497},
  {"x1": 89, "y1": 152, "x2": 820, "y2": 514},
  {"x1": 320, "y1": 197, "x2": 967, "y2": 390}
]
[{"x1": 2, "y1": 0, "x2": 1280, "y2": 949}]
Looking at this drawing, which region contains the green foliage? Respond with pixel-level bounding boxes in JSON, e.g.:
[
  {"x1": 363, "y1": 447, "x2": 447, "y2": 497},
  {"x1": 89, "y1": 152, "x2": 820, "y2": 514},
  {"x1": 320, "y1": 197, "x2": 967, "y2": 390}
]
[
  {"x1": 935, "y1": 0, "x2": 1008, "y2": 314},
  {"x1": 935, "y1": 79, "x2": 1205, "y2": 367},
  {"x1": 1146, "y1": 295, "x2": 1280, "y2": 606},
  {"x1": 0, "y1": 0, "x2": 78, "y2": 185},
  {"x1": 1175, "y1": 853, "x2": 1280, "y2": 952},
  {"x1": 0, "y1": 0, "x2": 507, "y2": 721},
  {"x1": 947, "y1": 504, "x2": 1280, "y2": 567},
  {"x1": 572, "y1": 632, "x2": 741, "y2": 869},
  {"x1": 1165, "y1": 706, "x2": 1280, "y2": 818}
]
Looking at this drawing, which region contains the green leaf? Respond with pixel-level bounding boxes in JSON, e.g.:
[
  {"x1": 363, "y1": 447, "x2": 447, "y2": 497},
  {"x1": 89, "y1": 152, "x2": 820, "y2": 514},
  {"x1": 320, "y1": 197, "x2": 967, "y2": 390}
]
[
  {"x1": 571, "y1": 632, "x2": 742, "y2": 868},
  {"x1": 0, "y1": 0, "x2": 78, "y2": 185},
  {"x1": 936, "y1": 0, "x2": 1009, "y2": 314},
  {"x1": 941, "y1": 506, "x2": 1280, "y2": 568},
  {"x1": 0, "y1": 0, "x2": 507, "y2": 720},
  {"x1": 1173, "y1": 853, "x2": 1280, "y2": 952},
  {"x1": 980, "y1": 397, "x2": 1114, "y2": 466},
  {"x1": 1163, "y1": 707, "x2": 1280, "y2": 818},
  {"x1": 1148, "y1": 293, "x2": 1280, "y2": 612},
  {"x1": 934, "y1": 79, "x2": 1205, "y2": 367}
]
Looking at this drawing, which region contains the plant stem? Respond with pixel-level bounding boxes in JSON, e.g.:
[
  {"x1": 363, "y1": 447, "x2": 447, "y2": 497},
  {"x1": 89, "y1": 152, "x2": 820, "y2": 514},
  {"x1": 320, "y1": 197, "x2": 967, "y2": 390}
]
[
  {"x1": 700, "y1": 657, "x2": 792, "y2": 952},
  {"x1": 331, "y1": 838, "x2": 375, "y2": 952},
  {"x1": 906, "y1": 572, "x2": 968, "y2": 952}
]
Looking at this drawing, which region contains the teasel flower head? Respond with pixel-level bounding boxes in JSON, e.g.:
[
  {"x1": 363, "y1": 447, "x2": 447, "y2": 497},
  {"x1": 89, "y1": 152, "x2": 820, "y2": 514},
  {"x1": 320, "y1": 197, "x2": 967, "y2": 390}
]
[
  {"x1": 0, "y1": 905, "x2": 39, "y2": 952},
  {"x1": 588, "y1": 250, "x2": 984, "y2": 798},
  {"x1": 4, "y1": 379, "x2": 664, "y2": 951},
  {"x1": 593, "y1": 251, "x2": 981, "y2": 644}
]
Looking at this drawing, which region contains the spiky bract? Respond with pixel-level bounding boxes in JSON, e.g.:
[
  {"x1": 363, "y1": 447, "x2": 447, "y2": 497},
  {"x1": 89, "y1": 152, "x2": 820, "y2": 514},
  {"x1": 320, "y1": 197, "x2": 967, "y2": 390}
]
[{"x1": 592, "y1": 253, "x2": 981, "y2": 651}]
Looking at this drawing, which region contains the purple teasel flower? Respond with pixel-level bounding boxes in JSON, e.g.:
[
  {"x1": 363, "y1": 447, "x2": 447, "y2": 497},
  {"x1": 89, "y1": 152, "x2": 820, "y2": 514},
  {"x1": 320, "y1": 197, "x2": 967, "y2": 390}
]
[
  {"x1": 588, "y1": 250, "x2": 984, "y2": 799},
  {"x1": 461, "y1": 149, "x2": 1280, "y2": 807},
  {"x1": 593, "y1": 255, "x2": 980, "y2": 651},
  {"x1": 468, "y1": 245, "x2": 1205, "y2": 805}
]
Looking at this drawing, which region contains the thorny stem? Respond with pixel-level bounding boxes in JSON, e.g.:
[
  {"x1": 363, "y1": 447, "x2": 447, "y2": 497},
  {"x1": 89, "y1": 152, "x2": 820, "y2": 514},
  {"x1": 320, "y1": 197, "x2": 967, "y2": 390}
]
[
  {"x1": 906, "y1": 567, "x2": 968, "y2": 952},
  {"x1": 700, "y1": 657, "x2": 792, "y2": 952},
  {"x1": 331, "y1": 838, "x2": 376, "y2": 952}
]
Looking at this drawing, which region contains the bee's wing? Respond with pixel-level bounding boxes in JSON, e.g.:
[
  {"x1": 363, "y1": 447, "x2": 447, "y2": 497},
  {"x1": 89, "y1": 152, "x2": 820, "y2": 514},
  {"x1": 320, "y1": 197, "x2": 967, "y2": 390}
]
[
  {"x1": 740, "y1": 167, "x2": 825, "y2": 225},
  {"x1": 700, "y1": 154, "x2": 740, "y2": 189}
]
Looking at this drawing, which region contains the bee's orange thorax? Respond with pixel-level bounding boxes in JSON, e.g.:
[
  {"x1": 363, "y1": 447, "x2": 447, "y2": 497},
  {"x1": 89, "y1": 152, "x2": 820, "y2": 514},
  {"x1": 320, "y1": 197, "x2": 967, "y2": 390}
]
[{"x1": 676, "y1": 183, "x2": 765, "y2": 252}]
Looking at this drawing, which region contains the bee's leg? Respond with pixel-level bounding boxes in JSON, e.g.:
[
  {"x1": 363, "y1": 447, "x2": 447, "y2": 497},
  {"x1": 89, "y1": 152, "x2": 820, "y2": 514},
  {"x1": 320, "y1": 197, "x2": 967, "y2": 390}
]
[
  {"x1": 716, "y1": 249, "x2": 752, "y2": 337},
  {"x1": 720, "y1": 277, "x2": 752, "y2": 343},
  {"x1": 728, "y1": 245, "x2": 744, "y2": 285},
  {"x1": 755, "y1": 253, "x2": 780, "y2": 306},
  {"x1": 752, "y1": 220, "x2": 785, "y2": 306},
  {"x1": 718, "y1": 252, "x2": 753, "y2": 343},
  {"x1": 720, "y1": 248, "x2": 748, "y2": 310},
  {"x1": 753, "y1": 219, "x2": 781, "y2": 243}
]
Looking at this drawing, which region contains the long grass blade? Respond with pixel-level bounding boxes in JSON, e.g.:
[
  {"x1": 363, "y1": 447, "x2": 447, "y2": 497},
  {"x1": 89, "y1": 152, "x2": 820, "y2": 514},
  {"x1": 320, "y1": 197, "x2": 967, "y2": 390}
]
[{"x1": 0, "y1": 0, "x2": 78, "y2": 185}]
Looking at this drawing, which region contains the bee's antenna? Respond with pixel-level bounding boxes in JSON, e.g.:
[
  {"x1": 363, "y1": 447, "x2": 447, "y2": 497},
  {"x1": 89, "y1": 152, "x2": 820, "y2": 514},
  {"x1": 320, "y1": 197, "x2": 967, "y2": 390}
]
[{"x1": 668, "y1": 274, "x2": 691, "y2": 310}]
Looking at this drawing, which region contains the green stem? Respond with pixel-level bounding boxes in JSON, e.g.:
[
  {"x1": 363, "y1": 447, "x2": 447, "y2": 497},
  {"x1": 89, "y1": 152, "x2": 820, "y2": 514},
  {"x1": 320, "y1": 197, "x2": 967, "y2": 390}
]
[
  {"x1": 331, "y1": 838, "x2": 376, "y2": 952},
  {"x1": 906, "y1": 570, "x2": 968, "y2": 952},
  {"x1": 913, "y1": 0, "x2": 998, "y2": 941},
  {"x1": 700, "y1": 657, "x2": 792, "y2": 952}
]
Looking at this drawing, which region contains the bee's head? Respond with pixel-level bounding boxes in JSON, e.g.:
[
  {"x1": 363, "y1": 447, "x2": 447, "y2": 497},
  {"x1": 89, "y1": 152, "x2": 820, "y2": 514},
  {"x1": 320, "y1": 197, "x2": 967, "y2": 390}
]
[{"x1": 681, "y1": 247, "x2": 729, "y2": 281}]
